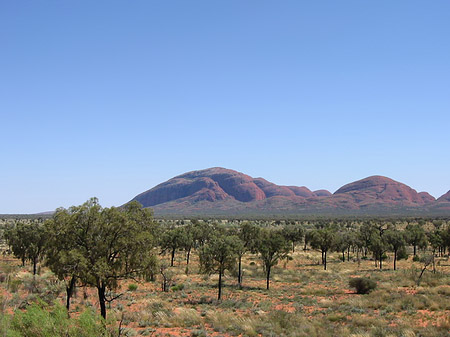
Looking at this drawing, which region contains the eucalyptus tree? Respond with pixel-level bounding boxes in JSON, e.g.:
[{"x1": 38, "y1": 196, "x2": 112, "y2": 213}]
[
  {"x1": 368, "y1": 226, "x2": 389, "y2": 270},
  {"x1": 385, "y1": 228, "x2": 407, "y2": 270},
  {"x1": 46, "y1": 198, "x2": 157, "y2": 319},
  {"x1": 160, "y1": 226, "x2": 186, "y2": 267},
  {"x1": 358, "y1": 222, "x2": 377, "y2": 257},
  {"x1": 235, "y1": 222, "x2": 260, "y2": 288},
  {"x1": 5, "y1": 221, "x2": 46, "y2": 275},
  {"x1": 180, "y1": 224, "x2": 195, "y2": 269},
  {"x1": 257, "y1": 228, "x2": 290, "y2": 289},
  {"x1": 281, "y1": 224, "x2": 304, "y2": 253},
  {"x1": 309, "y1": 227, "x2": 335, "y2": 270},
  {"x1": 44, "y1": 205, "x2": 91, "y2": 313},
  {"x1": 199, "y1": 231, "x2": 241, "y2": 300},
  {"x1": 405, "y1": 223, "x2": 428, "y2": 256},
  {"x1": 333, "y1": 230, "x2": 355, "y2": 262}
]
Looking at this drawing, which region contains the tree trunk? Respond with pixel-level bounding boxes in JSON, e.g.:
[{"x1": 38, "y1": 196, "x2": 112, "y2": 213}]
[
  {"x1": 413, "y1": 245, "x2": 417, "y2": 256},
  {"x1": 186, "y1": 248, "x2": 191, "y2": 265},
  {"x1": 342, "y1": 251, "x2": 345, "y2": 262},
  {"x1": 218, "y1": 269, "x2": 222, "y2": 300},
  {"x1": 292, "y1": 241, "x2": 295, "y2": 253},
  {"x1": 394, "y1": 250, "x2": 397, "y2": 271},
  {"x1": 324, "y1": 251, "x2": 327, "y2": 270},
  {"x1": 97, "y1": 284, "x2": 107, "y2": 319},
  {"x1": 66, "y1": 276, "x2": 76, "y2": 316},
  {"x1": 266, "y1": 265, "x2": 271, "y2": 290},
  {"x1": 347, "y1": 247, "x2": 350, "y2": 261},
  {"x1": 321, "y1": 250, "x2": 324, "y2": 265},
  {"x1": 379, "y1": 252, "x2": 383, "y2": 270},
  {"x1": 32, "y1": 256, "x2": 37, "y2": 275},
  {"x1": 171, "y1": 247, "x2": 175, "y2": 267},
  {"x1": 238, "y1": 255, "x2": 242, "y2": 289}
]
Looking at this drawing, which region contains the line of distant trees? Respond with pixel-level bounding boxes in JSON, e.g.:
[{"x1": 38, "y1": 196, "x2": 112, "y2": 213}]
[{"x1": 2, "y1": 198, "x2": 450, "y2": 319}]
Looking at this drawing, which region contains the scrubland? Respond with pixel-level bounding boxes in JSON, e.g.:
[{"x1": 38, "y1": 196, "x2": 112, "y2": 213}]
[{"x1": 1, "y1": 240, "x2": 449, "y2": 337}]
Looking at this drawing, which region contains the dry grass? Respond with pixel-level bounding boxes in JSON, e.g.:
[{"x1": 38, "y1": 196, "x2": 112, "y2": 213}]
[{"x1": 1, "y1": 247, "x2": 449, "y2": 337}]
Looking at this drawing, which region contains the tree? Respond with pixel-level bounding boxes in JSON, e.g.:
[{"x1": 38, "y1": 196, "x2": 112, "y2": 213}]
[
  {"x1": 385, "y1": 228, "x2": 406, "y2": 270},
  {"x1": 309, "y1": 227, "x2": 335, "y2": 270},
  {"x1": 256, "y1": 229, "x2": 290, "y2": 290},
  {"x1": 199, "y1": 232, "x2": 240, "y2": 300},
  {"x1": 47, "y1": 198, "x2": 157, "y2": 319},
  {"x1": 160, "y1": 226, "x2": 185, "y2": 267},
  {"x1": 5, "y1": 221, "x2": 46, "y2": 275},
  {"x1": 281, "y1": 224, "x2": 304, "y2": 253},
  {"x1": 358, "y1": 222, "x2": 377, "y2": 257},
  {"x1": 179, "y1": 224, "x2": 195, "y2": 273},
  {"x1": 405, "y1": 223, "x2": 428, "y2": 256},
  {"x1": 45, "y1": 206, "x2": 86, "y2": 314},
  {"x1": 236, "y1": 222, "x2": 260, "y2": 288},
  {"x1": 303, "y1": 229, "x2": 313, "y2": 251},
  {"x1": 368, "y1": 227, "x2": 389, "y2": 270},
  {"x1": 333, "y1": 231, "x2": 353, "y2": 262}
]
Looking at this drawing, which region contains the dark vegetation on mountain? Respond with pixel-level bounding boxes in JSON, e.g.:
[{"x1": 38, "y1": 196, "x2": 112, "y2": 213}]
[{"x1": 130, "y1": 168, "x2": 447, "y2": 216}]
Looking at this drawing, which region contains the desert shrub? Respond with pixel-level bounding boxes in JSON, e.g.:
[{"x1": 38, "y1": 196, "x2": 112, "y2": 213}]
[
  {"x1": 171, "y1": 283, "x2": 185, "y2": 291},
  {"x1": 349, "y1": 277, "x2": 377, "y2": 294},
  {"x1": 127, "y1": 283, "x2": 138, "y2": 291},
  {"x1": 6, "y1": 301, "x2": 109, "y2": 337},
  {"x1": 397, "y1": 246, "x2": 409, "y2": 260},
  {"x1": 412, "y1": 255, "x2": 420, "y2": 262}
]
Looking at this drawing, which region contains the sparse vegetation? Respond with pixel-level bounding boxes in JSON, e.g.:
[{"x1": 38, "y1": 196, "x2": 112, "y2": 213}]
[
  {"x1": 1, "y1": 209, "x2": 450, "y2": 336},
  {"x1": 349, "y1": 277, "x2": 377, "y2": 294}
]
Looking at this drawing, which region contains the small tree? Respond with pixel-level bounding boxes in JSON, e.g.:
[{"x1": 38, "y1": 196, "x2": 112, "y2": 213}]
[
  {"x1": 385, "y1": 229, "x2": 406, "y2": 270},
  {"x1": 180, "y1": 224, "x2": 195, "y2": 270},
  {"x1": 405, "y1": 223, "x2": 428, "y2": 256},
  {"x1": 236, "y1": 222, "x2": 260, "y2": 288},
  {"x1": 257, "y1": 229, "x2": 290, "y2": 290},
  {"x1": 368, "y1": 230, "x2": 389, "y2": 270},
  {"x1": 281, "y1": 224, "x2": 304, "y2": 253},
  {"x1": 48, "y1": 198, "x2": 157, "y2": 319},
  {"x1": 5, "y1": 221, "x2": 46, "y2": 275},
  {"x1": 45, "y1": 206, "x2": 86, "y2": 314},
  {"x1": 310, "y1": 228, "x2": 335, "y2": 270},
  {"x1": 160, "y1": 226, "x2": 185, "y2": 267},
  {"x1": 199, "y1": 232, "x2": 240, "y2": 300}
]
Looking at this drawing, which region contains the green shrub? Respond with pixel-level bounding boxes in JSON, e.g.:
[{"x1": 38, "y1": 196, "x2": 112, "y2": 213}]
[
  {"x1": 349, "y1": 277, "x2": 377, "y2": 294},
  {"x1": 4, "y1": 301, "x2": 109, "y2": 337},
  {"x1": 171, "y1": 283, "x2": 185, "y2": 291},
  {"x1": 412, "y1": 255, "x2": 420, "y2": 262},
  {"x1": 128, "y1": 283, "x2": 138, "y2": 291}
]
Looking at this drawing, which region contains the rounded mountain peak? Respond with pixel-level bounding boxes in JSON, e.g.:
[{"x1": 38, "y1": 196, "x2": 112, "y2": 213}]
[{"x1": 334, "y1": 175, "x2": 425, "y2": 205}]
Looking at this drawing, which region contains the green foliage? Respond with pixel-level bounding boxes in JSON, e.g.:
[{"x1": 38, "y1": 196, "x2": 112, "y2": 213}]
[
  {"x1": 128, "y1": 283, "x2": 138, "y2": 291},
  {"x1": 349, "y1": 277, "x2": 377, "y2": 294},
  {"x1": 2, "y1": 302, "x2": 109, "y2": 337},
  {"x1": 199, "y1": 230, "x2": 241, "y2": 299},
  {"x1": 4, "y1": 221, "x2": 46, "y2": 274},
  {"x1": 44, "y1": 198, "x2": 158, "y2": 318},
  {"x1": 257, "y1": 228, "x2": 290, "y2": 289},
  {"x1": 281, "y1": 224, "x2": 304, "y2": 252},
  {"x1": 405, "y1": 223, "x2": 428, "y2": 255}
]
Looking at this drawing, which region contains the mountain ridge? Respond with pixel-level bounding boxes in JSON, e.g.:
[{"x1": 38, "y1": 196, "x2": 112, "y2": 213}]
[{"x1": 130, "y1": 167, "x2": 447, "y2": 216}]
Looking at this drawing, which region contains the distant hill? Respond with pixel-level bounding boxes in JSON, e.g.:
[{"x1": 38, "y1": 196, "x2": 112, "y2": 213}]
[{"x1": 129, "y1": 167, "x2": 448, "y2": 216}]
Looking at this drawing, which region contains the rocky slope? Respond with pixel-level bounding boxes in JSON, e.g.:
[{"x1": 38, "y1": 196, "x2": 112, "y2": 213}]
[{"x1": 129, "y1": 167, "x2": 445, "y2": 216}]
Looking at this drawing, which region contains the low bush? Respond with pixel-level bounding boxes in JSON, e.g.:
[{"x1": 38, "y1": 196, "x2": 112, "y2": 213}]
[
  {"x1": 349, "y1": 277, "x2": 377, "y2": 294},
  {"x1": 128, "y1": 283, "x2": 138, "y2": 291}
]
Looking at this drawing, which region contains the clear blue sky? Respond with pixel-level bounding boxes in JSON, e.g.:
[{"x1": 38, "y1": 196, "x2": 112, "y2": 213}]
[{"x1": 1, "y1": 1, "x2": 449, "y2": 213}]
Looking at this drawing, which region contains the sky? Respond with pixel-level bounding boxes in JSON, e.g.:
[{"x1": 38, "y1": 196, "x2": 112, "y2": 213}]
[{"x1": 1, "y1": 1, "x2": 449, "y2": 213}]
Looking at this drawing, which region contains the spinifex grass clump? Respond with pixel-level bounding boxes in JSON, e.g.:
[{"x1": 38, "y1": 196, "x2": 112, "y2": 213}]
[{"x1": 349, "y1": 277, "x2": 377, "y2": 294}]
